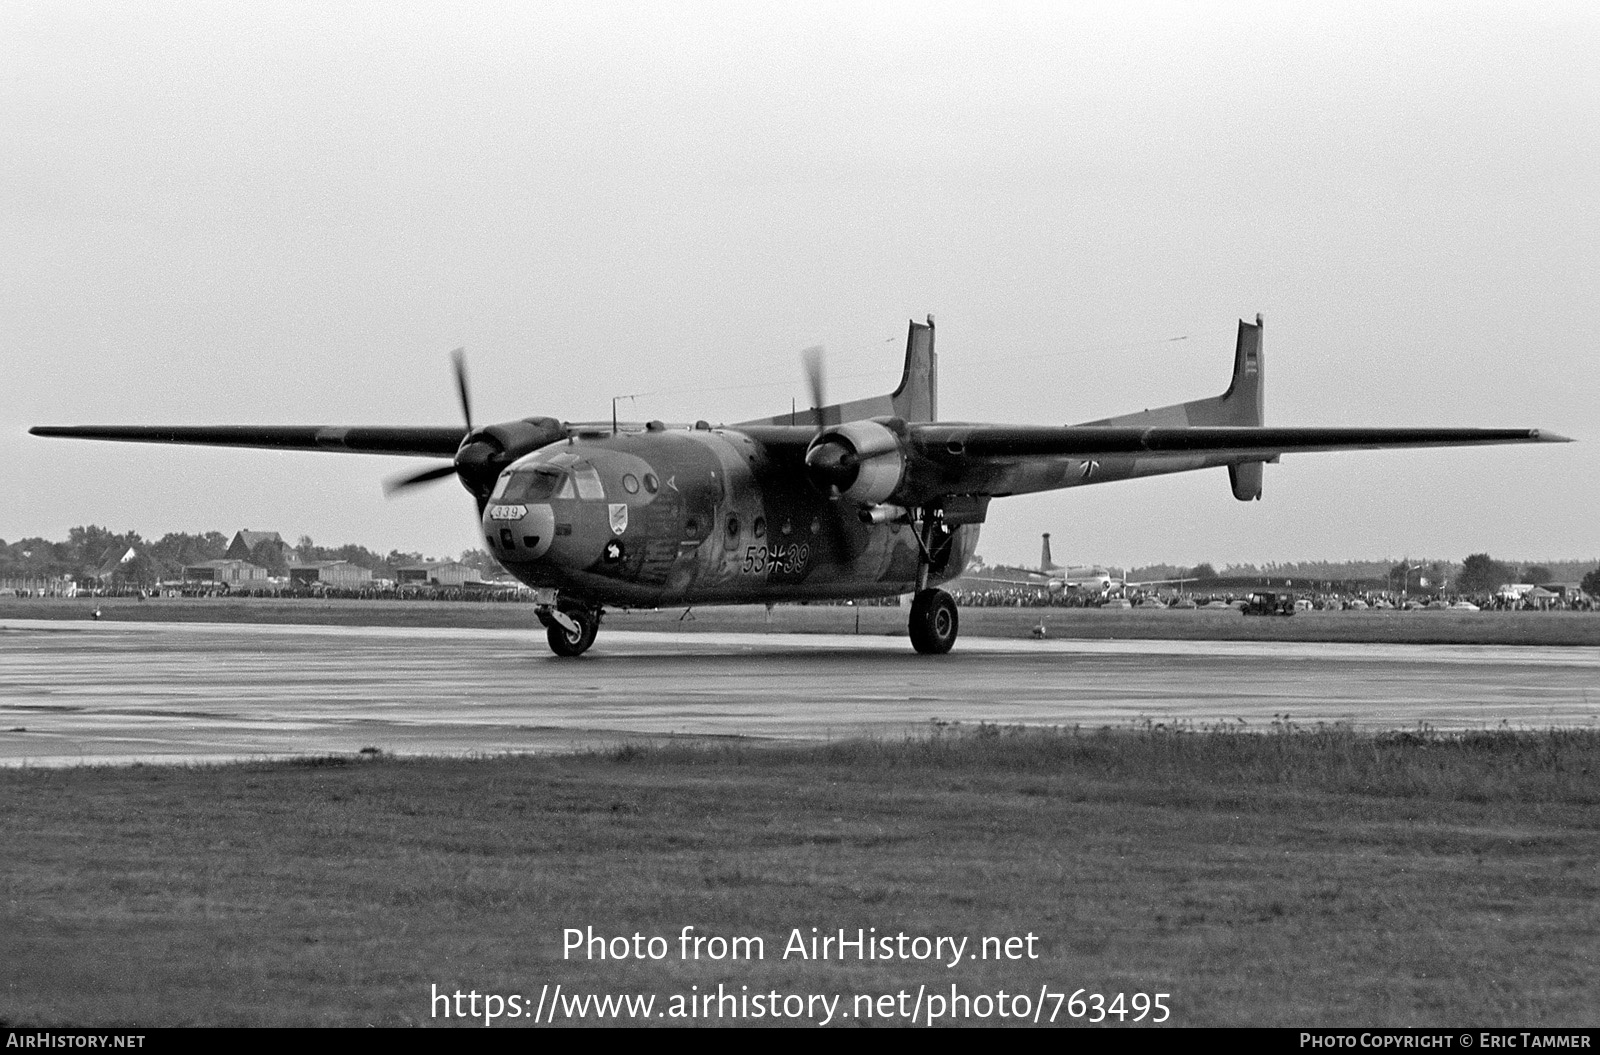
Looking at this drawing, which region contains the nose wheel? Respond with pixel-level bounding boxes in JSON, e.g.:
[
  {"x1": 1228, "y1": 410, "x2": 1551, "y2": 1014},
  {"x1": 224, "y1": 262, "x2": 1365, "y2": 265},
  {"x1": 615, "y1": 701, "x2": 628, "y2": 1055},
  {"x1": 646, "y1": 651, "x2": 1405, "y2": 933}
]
[{"x1": 539, "y1": 601, "x2": 602, "y2": 657}]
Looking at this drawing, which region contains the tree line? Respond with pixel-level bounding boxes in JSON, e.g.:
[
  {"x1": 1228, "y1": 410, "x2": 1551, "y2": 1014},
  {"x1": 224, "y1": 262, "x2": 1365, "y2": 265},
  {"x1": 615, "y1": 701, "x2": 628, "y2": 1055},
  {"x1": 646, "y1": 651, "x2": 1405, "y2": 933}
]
[
  {"x1": 971, "y1": 551, "x2": 1599, "y2": 596},
  {"x1": 8, "y1": 527, "x2": 1597, "y2": 596},
  {"x1": 0, "y1": 526, "x2": 497, "y2": 587}
]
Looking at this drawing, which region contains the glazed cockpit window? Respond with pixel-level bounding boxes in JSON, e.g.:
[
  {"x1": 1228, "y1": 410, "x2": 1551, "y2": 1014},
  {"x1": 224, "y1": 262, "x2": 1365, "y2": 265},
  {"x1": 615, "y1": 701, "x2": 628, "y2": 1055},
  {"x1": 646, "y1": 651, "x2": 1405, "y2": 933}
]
[
  {"x1": 497, "y1": 466, "x2": 568, "y2": 503},
  {"x1": 572, "y1": 462, "x2": 605, "y2": 500}
]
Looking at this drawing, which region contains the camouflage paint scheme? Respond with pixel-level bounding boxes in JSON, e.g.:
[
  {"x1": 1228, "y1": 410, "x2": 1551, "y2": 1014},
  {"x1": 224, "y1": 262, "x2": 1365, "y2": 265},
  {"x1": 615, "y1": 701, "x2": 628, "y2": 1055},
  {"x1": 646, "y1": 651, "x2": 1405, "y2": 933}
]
[
  {"x1": 32, "y1": 313, "x2": 1566, "y2": 653},
  {"x1": 480, "y1": 320, "x2": 968, "y2": 607},
  {"x1": 484, "y1": 425, "x2": 976, "y2": 608}
]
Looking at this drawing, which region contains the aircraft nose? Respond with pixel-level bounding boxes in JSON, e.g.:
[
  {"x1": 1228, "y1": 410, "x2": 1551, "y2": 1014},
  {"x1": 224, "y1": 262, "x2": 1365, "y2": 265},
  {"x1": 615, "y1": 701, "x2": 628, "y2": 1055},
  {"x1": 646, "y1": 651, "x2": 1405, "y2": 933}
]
[{"x1": 483, "y1": 502, "x2": 554, "y2": 559}]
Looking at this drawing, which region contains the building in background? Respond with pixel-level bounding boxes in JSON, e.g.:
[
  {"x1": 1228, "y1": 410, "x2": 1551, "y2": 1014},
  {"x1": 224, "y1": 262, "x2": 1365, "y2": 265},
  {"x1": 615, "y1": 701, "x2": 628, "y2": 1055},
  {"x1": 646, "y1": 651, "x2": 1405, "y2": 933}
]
[
  {"x1": 182, "y1": 559, "x2": 268, "y2": 585},
  {"x1": 288, "y1": 560, "x2": 372, "y2": 588},
  {"x1": 395, "y1": 561, "x2": 475, "y2": 588},
  {"x1": 226, "y1": 530, "x2": 297, "y2": 572}
]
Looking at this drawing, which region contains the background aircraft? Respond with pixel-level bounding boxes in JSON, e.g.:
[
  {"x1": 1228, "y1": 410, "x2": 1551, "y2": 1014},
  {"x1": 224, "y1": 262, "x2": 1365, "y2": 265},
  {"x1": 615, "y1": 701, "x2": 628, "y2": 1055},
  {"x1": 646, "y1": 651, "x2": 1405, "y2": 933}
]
[
  {"x1": 986, "y1": 533, "x2": 1190, "y2": 598},
  {"x1": 1031, "y1": 534, "x2": 1191, "y2": 596},
  {"x1": 31, "y1": 315, "x2": 1567, "y2": 656}
]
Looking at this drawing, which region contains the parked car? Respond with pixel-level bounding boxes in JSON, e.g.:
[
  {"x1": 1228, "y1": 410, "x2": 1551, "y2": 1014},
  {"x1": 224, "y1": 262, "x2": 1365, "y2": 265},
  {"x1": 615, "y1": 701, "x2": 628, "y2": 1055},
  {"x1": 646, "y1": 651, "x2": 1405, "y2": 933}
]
[{"x1": 1242, "y1": 591, "x2": 1295, "y2": 616}]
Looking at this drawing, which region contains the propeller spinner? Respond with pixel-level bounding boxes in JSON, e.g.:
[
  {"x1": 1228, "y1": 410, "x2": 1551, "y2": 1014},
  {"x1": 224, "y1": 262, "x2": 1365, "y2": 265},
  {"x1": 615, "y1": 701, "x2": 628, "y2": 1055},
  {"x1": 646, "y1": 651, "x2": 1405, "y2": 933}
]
[{"x1": 800, "y1": 346, "x2": 905, "y2": 504}]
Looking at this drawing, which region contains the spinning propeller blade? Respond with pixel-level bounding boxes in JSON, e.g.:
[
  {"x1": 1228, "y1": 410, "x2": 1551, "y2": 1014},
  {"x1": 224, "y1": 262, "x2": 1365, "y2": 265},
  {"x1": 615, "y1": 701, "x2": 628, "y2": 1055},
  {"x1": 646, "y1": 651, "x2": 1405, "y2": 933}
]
[
  {"x1": 386, "y1": 349, "x2": 475, "y2": 497},
  {"x1": 383, "y1": 462, "x2": 459, "y2": 495},
  {"x1": 451, "y1": 347, "x2": 472, "y2": 431}
]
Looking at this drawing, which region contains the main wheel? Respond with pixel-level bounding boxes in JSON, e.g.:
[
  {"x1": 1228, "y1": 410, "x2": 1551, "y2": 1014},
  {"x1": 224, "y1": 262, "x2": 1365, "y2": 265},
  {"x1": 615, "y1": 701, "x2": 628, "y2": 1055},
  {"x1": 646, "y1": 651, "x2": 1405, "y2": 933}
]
[
  {"x1": 908, "y1": 588, "x2": 959, "y2": 654},
  {"x1": 546, "y1": 606, "x2": 600, "y2": 657}
]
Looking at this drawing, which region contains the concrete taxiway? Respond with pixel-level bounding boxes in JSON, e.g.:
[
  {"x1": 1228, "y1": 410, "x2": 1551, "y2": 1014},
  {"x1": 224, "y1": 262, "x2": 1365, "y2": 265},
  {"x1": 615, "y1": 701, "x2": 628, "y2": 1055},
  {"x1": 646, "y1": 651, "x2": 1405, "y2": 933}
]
[{"x1": 2, "y1": 618, "x2": 1596, "y2": 765}]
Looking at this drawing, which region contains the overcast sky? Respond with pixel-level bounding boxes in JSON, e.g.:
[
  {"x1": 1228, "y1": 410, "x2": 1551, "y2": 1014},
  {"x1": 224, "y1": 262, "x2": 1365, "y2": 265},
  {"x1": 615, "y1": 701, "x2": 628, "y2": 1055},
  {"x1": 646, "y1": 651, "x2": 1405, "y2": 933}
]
[{"x1": 4, "y1": 1, "x2": 1595, "y2": 570}]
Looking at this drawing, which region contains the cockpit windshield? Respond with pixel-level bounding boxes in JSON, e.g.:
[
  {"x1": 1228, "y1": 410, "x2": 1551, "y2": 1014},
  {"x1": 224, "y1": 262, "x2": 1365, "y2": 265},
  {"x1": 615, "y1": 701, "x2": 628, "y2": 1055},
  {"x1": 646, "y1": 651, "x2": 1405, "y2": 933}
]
[
  {"x1": 494, "y1": 466, "x2": 567, "y2": 503},
  {"x1": 491, "y1": 455, "x2": 605, "y2": 503}
]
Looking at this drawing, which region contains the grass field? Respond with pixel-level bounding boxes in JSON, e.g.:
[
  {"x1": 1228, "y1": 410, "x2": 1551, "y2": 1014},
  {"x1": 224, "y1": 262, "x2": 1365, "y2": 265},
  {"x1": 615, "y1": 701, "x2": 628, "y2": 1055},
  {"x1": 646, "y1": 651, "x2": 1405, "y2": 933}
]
[
  {"x1": 2, "y1": 725, "x2": 1597, "y2": 1027},
  {"x1": 4, "y1": 595, "x2": 1598, "y2": 647}
]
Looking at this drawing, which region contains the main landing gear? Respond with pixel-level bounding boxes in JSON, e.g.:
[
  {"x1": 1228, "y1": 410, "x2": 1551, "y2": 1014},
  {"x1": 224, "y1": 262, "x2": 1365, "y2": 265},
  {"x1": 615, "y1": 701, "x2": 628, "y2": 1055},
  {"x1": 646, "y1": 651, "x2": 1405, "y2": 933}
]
[
  {"x1": 538, "y1": 600, "x2": 602, "y2": 657},
  {"x1": 907, "y1": 507, "x2": 959, "y2": 655},
  {"x1": 909, "y1": 587, "x2": 959, "y2": 654}
]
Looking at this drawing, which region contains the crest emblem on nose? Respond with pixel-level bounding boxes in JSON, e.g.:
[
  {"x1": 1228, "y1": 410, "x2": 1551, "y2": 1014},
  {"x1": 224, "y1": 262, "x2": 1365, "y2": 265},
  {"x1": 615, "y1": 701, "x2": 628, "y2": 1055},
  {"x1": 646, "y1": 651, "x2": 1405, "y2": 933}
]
[{"x1": 609, "y1": 503, "x2": 629, "y2": 536}]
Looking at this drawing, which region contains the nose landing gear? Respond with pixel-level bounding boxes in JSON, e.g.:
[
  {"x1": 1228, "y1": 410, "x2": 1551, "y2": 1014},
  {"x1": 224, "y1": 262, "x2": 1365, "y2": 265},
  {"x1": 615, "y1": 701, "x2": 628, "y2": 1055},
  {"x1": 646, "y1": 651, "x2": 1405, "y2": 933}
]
[{"x1": 537, "y1": 600, "x2": 603, "y2": 657}]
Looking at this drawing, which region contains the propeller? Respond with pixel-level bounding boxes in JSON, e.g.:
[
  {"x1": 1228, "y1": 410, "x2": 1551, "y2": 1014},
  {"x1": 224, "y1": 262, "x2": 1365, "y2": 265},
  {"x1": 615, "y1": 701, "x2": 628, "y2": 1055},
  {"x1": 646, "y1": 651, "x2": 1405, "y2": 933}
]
[
  {"x1": 800, "y1": 345, "x2": 856, "y2": 492},
  {"x1": 799, "y1": 345, "x2": 902, "y2": 494},
  {"x1": 800, "y1": 345, "x2": 842, "y2": 489},
  {"x1": 451, "y1": 347, "x2": 472, "y2": 431},
  {"x1": 384, "y1": 349, "x2": 473, "y2": 496},
  {"x1": 802, "y1": 345, "x2": 826, "y2": 430},
  {"x1": 383, "y1": 462, "x2": 460, "y2": 494},
  {"x1": 797, "y1": 345, "x2": 864, "y2": 559},
  {"x1": 383, "y1": 349, "x2": 562, "y2": 499}
]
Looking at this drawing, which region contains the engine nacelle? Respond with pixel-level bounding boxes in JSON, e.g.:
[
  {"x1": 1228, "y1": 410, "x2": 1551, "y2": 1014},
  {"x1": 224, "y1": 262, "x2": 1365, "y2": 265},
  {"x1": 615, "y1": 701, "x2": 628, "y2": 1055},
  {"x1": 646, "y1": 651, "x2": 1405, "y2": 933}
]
[
  {"x1": 456, "y1": 416, "x2": 566, "y2": 495},
  {"x1": 804, "y1": 420, "x2": 906, "y2": 506}
]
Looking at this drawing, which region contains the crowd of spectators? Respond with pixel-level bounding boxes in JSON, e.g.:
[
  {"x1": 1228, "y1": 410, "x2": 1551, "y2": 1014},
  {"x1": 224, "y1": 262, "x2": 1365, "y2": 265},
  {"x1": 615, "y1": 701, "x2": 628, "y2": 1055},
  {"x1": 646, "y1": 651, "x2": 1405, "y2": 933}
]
[{"x1": 5, "y1": 579, "x2": 1594, "y2": 611}]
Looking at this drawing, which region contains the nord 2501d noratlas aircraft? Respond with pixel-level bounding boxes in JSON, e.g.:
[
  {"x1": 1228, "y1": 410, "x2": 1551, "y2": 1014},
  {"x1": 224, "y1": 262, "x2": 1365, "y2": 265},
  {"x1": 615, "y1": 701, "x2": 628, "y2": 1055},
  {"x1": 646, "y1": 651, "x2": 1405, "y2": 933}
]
[{"x1": 32, "y1": 315, "x2": 1568, "y2": 656}]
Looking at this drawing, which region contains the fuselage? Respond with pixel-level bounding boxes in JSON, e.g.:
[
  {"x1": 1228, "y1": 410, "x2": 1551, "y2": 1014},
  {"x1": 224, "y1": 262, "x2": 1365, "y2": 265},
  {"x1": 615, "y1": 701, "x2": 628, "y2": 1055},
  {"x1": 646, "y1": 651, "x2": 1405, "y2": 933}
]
[
  {"x1": 1043, "y1": 568, "x2": 1115, "y2": 592},
  {"x1": 479, "y1": 424, "x2": 978, "y2": 608}
]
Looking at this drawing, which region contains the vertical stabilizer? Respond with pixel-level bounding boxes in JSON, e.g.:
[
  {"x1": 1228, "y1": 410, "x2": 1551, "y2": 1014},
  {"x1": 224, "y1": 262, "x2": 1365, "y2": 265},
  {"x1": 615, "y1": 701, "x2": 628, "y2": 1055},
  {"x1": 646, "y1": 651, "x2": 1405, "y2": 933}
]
[
  {"x1": 1076, "y1": 315, "x2": 1264, "y2": 428},
  {"x1": 1223, "y1": 315, "x2": 1267, "y2": 500},
  {"x1": 890, "y1": 316, "x2": 936, "y2": 422},
  {"x1": 1216, "y1": 314, "x2": 1264, "y2": 427},
  {"x1": 1073, "y1": 314, "x2": 1268, "y2": 500},
  {"x1": 737, "y1": 314, "x2": 938, "y2": 427},
  {"x1": 1040, "y1": 532, "x2": 1060, "y2": 572}
]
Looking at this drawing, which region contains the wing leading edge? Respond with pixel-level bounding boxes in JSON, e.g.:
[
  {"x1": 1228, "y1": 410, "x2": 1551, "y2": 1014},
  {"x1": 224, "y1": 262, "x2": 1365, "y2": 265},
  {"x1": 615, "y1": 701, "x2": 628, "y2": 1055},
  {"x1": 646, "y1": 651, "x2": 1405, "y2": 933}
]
[
  {"x1": 893, "y1": 423, "x2": 1568, "y2": 503},
  {"x1": 914, "y1": 424, "x2": 1566, "y2": 460},
  {"x1": 27, "y1": 425, "x2": 467, "y2": 459}
]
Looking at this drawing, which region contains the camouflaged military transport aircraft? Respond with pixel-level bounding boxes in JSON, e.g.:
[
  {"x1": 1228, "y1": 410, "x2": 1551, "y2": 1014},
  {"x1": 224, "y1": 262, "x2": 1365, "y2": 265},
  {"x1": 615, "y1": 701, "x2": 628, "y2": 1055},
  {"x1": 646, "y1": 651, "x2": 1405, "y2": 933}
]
[{"x1": 32, "y1": 315, "x2": 1568, "y2": 656}]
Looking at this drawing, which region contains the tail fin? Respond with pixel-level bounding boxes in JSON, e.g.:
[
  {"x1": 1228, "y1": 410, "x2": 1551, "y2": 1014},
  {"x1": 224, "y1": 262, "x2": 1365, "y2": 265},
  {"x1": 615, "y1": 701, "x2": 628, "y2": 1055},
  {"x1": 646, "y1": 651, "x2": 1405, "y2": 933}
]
[
  {"x1": 1077, "y1": 315, "x2": 1264, "y2": 429},
  {"x1": 1074, "y1": 315, "x2": 1267, "y2": 500},
  {"x1": 1040, "y1": 532, "x2": 1060, "y2": 572},
  {"x1": 739, "y1": 315, "x2": 936, "y2": 427},
  {"x1": 1211, "y1": 314, "x2": 1264, "y2": 428},
  {"x1": 1218, "y1": 315, "x2": 1266, "y2": 501},
  {"x1": 889, "y1": 316, "x2": 936, "y2": 422}
]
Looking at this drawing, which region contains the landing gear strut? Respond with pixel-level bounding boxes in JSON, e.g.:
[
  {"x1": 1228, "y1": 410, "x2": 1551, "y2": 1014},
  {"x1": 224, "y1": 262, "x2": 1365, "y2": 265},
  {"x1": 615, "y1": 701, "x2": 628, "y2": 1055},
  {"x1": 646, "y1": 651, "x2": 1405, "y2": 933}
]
[
  {"x1": 907, "y1": 505, "x2": 959, "y2": 654},
  {"x1": 538, "y1": 600, "x2": 602, "y2": 657}
]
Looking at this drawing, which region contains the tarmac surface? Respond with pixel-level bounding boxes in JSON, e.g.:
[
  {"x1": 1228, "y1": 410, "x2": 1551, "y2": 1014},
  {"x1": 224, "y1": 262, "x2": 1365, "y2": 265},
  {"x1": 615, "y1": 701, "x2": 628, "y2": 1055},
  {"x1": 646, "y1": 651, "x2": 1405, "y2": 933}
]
[{"x1": 2, "y1": 618, "x2": 1597, "y2": 766}]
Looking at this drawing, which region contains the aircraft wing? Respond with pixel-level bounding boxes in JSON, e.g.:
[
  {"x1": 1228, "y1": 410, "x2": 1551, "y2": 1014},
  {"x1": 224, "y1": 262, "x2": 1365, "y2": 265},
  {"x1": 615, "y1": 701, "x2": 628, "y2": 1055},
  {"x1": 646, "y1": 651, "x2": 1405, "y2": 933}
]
[
  {"x1": 893, "y1": 423, "x2": 1568, "y2": 502},
  {"x1": 911, "y1": 424, "x2": 1566, "y2": 461},
  {"x1": 958, "y1": 574, "x2": 1055, "y2": 588},
  {"x1": 27, "y1": 425, "x2": 467, "y2": 459}
]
